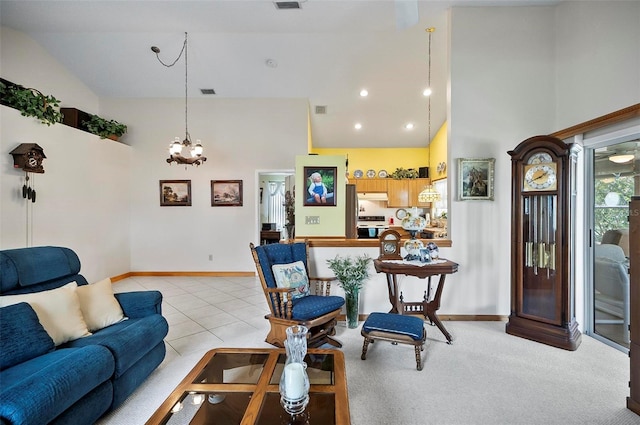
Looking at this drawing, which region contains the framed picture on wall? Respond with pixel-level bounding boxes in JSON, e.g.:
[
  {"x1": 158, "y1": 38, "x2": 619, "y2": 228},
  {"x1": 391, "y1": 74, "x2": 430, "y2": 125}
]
[
  {"x1": 303, "y1": 166, "x2": 337, "y2": 206},
  {"x1": 458, "y1": 158, "x2": 495, "y2": 201},
  {"x1": 211, "y1": 180, "x2": 243, "y2": 206},
  {"x1": 159, "y1": 180, "x2": 192, "y2": 206}
]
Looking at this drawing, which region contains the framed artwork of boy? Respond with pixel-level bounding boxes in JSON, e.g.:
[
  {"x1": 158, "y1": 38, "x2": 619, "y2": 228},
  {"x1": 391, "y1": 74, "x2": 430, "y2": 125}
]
[{"x1": 303, "y1": 166, "x2": 336, "y2": 206}]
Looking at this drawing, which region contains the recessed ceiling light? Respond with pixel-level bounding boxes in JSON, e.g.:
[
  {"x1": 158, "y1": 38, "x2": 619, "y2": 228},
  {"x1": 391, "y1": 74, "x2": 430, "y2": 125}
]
[
  {"x1": 359, "y1": 89, "x2": 368, "y2": 97},
  {"x1": 405, "y1": 123, "x2": 414, "y2": 130},
  {"x1": 423, "y1": 87, "x2": 432, "y2": 97},
  {"x1": 354, "y1": 123, "x2": 362, "y2": 130}
]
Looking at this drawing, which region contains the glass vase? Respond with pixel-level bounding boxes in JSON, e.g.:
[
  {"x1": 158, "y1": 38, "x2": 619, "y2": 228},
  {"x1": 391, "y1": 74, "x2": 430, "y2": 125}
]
[
  {"x1": 345, "y1": 291, "x2": 360, "y2": 329},
  {"x1": 280, "y1": 325, "x2": 310, "y2": 416}
]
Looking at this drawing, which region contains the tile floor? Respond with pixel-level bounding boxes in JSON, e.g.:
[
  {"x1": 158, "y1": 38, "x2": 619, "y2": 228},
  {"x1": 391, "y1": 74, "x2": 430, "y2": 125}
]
[{"x1": 113, "y1": 275, "x2": 275, "y2": 358}]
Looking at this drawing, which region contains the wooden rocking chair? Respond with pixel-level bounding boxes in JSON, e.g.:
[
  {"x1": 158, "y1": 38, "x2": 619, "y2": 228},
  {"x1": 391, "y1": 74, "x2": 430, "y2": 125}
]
[{"x1": 249, "y1": 241, "x2": 344, "y2": 348}]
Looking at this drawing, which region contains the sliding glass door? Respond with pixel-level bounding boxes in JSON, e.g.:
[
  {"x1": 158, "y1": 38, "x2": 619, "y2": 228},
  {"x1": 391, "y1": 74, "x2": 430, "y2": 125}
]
[{"x1": 590, "y1": 138, "x2": 638, "y2": 349}]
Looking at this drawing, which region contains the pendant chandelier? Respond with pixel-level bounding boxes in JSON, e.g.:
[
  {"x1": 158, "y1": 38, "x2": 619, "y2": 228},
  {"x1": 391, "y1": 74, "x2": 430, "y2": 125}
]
[
  {"x1": 152, "y1": 32, "x2": 206, "y2": 166},
  {"x1": 419, "y1": 27, "x2": 440, "y2": 204}
]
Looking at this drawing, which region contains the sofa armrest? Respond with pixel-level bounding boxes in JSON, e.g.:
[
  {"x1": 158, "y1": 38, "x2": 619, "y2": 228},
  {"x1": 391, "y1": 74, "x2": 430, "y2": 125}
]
[{"x1": 115, "y1": 291, "x2": 163, "y2": 319}]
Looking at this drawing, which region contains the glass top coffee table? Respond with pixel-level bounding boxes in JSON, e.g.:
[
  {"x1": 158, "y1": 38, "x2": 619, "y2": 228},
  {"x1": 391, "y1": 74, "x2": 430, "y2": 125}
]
[{"x1": 145, "y1": 347, "x2": 350, "y2": 425}]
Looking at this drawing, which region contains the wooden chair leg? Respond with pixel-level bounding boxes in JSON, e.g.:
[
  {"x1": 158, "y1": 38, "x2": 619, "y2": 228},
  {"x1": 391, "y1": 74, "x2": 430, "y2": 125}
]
[
  {"x1": 325, "y1": 336, "x2": 343, "y2": 348},
  {"x1": 361, "y1": 337, "x2": 371, "y2": 360},
  {"x1": 415, "y1": 345, "x2": 423, "y2": 371}
]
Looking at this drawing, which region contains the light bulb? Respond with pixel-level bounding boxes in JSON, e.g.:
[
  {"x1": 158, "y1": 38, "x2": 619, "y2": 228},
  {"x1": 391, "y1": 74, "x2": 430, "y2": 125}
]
[
  {"x1": 192, "y1": 140, "x2": 203, "y2": 156},
  {"x1": 169, "y1": 137, "x2": 182, "y2": 155},
  {"x1": 359, "y1": 89, "x2": 368, "y2": 97},
  {"x1": 354, "y1": 123, "x2": 362, "y2": 130},
  {"x1": 423, "y1": 87, "x2": 432, "y2": 97},
  {"x1": 405, "y1": 123, "x2": 414, "y2": 130}
]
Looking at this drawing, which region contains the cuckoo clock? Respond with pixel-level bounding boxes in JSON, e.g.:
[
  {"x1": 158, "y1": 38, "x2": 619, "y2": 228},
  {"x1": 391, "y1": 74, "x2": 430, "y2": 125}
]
[{"x1": 10, "y1": 143, "x2": 46, "y2": 173}]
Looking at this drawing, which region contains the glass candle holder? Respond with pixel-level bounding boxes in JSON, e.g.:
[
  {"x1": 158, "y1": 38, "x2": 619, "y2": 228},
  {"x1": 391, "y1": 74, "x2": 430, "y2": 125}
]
[{"x1": 280, "y1": 325, "x2": 310, "y2": 416}]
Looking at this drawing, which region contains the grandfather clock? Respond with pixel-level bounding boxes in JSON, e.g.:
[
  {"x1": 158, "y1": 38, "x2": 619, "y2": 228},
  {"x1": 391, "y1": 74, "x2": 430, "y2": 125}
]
[{"x1": 506, "y1": 135, "x2": 581, "y2": 350}]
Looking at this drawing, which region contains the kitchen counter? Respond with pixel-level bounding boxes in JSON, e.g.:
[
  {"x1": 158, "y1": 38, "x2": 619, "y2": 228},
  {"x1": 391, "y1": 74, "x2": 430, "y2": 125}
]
[{"x1": 303, "y1": 237, "x2": 452, "y2": 248}]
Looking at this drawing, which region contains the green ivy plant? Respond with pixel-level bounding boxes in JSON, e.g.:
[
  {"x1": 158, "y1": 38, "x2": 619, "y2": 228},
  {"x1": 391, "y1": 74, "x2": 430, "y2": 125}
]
[
  {"x1": 0, "y1": 81, "x2": 62, "y2": 126},
  {"x1": 389, "y1": 167, "x2": 419, "y2": 179},
  {"x1": 82, "y1": 115, "x2": 128, "y2": 139},
  {"x1": 326, "y1": 254, "x2": 372, "y2": 295}
]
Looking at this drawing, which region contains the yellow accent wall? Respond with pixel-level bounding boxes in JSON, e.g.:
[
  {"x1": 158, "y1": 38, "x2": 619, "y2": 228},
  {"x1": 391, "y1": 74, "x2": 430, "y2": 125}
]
[
  {"x1": 428, "y1": 122, "x2": 448, "y2": 181},
  {"x1": 312, "y1": 147, "x2": 429, "y2": 179},
  {"x1": 311, "y1": 122, "x2": 448, "y2": 179}
]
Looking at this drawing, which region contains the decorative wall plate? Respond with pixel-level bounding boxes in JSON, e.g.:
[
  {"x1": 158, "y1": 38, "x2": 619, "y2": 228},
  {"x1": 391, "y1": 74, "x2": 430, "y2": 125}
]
[
  {"x1": 353, "y1": 169, "x2": 364, "y2": 178},
  {"x1": 366, "y1": 169, "x2": 376, "y2": 178},
  {"x1": 378, "y1": 169, "x2": 388, "y2": 178}
]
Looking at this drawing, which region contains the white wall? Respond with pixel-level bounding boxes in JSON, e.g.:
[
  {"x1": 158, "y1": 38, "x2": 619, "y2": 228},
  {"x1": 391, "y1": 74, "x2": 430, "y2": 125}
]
[
  {"x1": 1, "y1": 27, "x2": 131, "y2": 282},
  {"x1": 442, "y1": 3, "x2": 639, "y2": 323},
  {"x1": 446, "y1": 6, "x2": 557, "y2": 316},
  {"x1": 98, "y1": 97, "x2": 309, "y2": 272},
  {"x1": 555, "y1": 1, "x2": 640, "y2": 130}
]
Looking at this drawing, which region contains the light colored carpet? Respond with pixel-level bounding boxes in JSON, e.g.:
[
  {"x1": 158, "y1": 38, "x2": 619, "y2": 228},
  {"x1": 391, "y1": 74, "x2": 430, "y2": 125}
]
[{"x1": 98, "y1": 321, "x2": 640, "y2": 425}]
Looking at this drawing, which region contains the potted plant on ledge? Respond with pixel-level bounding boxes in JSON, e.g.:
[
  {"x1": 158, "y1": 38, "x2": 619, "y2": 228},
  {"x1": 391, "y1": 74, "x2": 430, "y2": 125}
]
[
  {"x1": 326, "y1": 254, "x2": 372, "y2": 328},
  {"x1": 82, "y1": 114, "x2": 128, "y2": 140},
  {"x1": 0, "y1": 79, "x2": 62, "y2": 126}
]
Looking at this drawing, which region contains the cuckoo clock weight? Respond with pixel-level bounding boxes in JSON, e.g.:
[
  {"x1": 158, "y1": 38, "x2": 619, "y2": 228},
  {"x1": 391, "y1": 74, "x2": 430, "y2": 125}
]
[{"x1": 506, "y1": 135, "x2": 581, "y2": 350}]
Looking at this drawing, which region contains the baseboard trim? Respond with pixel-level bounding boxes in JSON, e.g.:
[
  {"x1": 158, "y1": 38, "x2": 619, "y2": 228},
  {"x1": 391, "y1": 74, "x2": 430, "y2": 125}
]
[
  {"x1": 340, "y1": 314, "x2": 508, "y2": 322},
  {"x1": 110, "y1": 271, "x2": 255, "y2": 282}
]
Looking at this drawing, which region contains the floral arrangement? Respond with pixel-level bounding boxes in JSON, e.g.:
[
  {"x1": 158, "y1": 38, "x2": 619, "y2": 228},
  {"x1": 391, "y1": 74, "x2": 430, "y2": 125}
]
[
  {"x1": 283, "y1": 190, "x2": 295, "y2": 225},
  {"x1": 326, "y1": 254, "x2": 372, "y2": 294}
]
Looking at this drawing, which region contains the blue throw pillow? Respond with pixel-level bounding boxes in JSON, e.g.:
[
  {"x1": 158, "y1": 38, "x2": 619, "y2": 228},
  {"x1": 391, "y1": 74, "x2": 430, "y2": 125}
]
[{"x1": 0, "y1": 302, "x2": 55, "y2": 370}]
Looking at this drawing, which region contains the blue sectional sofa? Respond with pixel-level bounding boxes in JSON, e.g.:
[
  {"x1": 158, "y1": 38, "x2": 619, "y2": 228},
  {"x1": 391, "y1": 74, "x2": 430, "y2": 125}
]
[{"x1": 0, "y1": 246, "x2": 169, "y2": 425}]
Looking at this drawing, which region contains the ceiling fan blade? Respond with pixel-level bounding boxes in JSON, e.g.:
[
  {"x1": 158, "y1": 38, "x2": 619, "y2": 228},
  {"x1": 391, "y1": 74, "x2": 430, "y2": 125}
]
[{"x1": 395, "y1": 0, "x2": 419, "y2": 31}]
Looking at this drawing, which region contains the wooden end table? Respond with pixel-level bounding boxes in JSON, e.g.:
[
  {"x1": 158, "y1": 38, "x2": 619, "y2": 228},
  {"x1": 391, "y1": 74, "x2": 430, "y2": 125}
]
[
  {"x1": 146, "y1": 347, "x2": 350, "y2": 425},
  {"x1": 374, "y1": 258, "x2": 459, "y2": 344}
]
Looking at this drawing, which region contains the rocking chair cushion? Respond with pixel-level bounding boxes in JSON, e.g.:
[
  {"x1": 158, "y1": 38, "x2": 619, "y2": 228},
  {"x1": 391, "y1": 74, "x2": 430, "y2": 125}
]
[
  {"x1": 291, "y1": 295, "x2": 345, "y2": 320},
  {"x1": 272, "y1": 261, "x2": 310, "y2": 301}
]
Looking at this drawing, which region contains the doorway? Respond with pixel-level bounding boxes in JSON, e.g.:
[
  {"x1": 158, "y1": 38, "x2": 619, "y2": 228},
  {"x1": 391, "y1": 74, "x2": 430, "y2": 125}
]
[{"x1": 257, "y1": 171, "x2": 294, "y2": 245}]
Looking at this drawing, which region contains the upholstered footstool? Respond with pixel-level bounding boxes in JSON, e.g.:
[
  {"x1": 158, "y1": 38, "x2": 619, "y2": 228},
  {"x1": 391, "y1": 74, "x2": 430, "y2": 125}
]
[{"x1": 360, "y1": 312, "x2": 427, "y2": 371}]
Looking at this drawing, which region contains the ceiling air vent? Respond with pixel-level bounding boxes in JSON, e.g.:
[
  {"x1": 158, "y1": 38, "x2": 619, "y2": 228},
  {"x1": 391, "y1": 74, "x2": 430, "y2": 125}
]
[
  {"x1": 315, "y1": 105, "x2": 327, "y2": 115},
  {"x1": 274, "y1": 1, "x2": 301, "y2": 10},
  {"x1": 200, "y1": 88, "x2": 216, "y2": 95}
]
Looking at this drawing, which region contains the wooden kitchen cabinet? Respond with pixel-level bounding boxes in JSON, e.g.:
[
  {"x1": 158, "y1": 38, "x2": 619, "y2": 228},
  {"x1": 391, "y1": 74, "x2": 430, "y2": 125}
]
[
  {"x1": 387, "y1": 179, "x2": 409, "y2": 207},
  {"x1": 387, "y1": 178, "x2": 432, "y2": 207},
  {"x1": 410, "y1": 178, "x2": 432, "y2": 207},
  {"x1": 354, "y1": 178, "x2": 387, "y2": 193}
]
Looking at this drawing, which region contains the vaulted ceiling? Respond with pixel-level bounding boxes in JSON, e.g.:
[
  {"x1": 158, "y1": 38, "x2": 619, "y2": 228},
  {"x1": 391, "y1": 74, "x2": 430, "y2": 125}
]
[{"x1": 0, "y1": 0, "x2": 560, "y2": 149}]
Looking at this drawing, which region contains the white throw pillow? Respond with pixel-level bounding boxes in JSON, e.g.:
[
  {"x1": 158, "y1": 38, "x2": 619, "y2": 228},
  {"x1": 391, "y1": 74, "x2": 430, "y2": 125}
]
[
  {"x1": 75, "y1": 278, "x2": 125, "y2": 331},
  {"x1": 272, "y1": 261, "x2": 310, "y2": 301},
  {"x1": 0, "y1": 282, "x2": 91, "y2": 346}
]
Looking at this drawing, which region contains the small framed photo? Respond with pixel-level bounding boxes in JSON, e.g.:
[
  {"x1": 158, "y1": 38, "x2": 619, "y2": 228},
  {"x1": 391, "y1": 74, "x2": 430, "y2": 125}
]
[
  {"x1": 303, "y1": 166, "x2": 337, "y2": 206},
  {"x1": 160, "y1": 180, "x2": 191, "y2": 206},
  {"x1": 458, "y1": 158, "x2": 495, "y2": 201},
  {"x1": 211, "y1": 180, "x2": 243, "y2": 206}
]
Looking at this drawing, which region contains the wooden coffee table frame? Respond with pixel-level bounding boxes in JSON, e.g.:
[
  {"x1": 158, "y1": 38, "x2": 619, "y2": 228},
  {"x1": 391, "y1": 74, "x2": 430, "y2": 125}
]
[{"x1": 146, "y1": 347, "x2": 350, "y2": 425}]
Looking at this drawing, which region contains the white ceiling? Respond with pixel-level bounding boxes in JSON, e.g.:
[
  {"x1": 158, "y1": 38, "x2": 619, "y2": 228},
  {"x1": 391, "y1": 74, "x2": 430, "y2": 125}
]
[{"x1": 0, "y1": 0, "x2": 560, "y2": 149}]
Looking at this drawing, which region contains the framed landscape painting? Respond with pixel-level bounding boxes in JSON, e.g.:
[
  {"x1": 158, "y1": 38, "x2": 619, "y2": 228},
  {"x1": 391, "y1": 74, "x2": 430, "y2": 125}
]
[
  {"x1": 211, "y1": 180, "x2": 243, "y2": 206},
  {"x1": 160, "y1": 180, "x2": 191, "y2": 206},
  {"x1": 458, "y1": 158, "x2": 495, "y2": 201},
  {"x1": 303, "y1": 166, "x2": 337, "y2": 206}
]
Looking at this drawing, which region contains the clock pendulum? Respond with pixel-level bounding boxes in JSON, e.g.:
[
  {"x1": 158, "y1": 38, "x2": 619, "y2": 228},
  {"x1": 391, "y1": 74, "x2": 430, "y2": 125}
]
[{"x1": 22, "y1": 173, "x2": 36, "y2": 203}]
